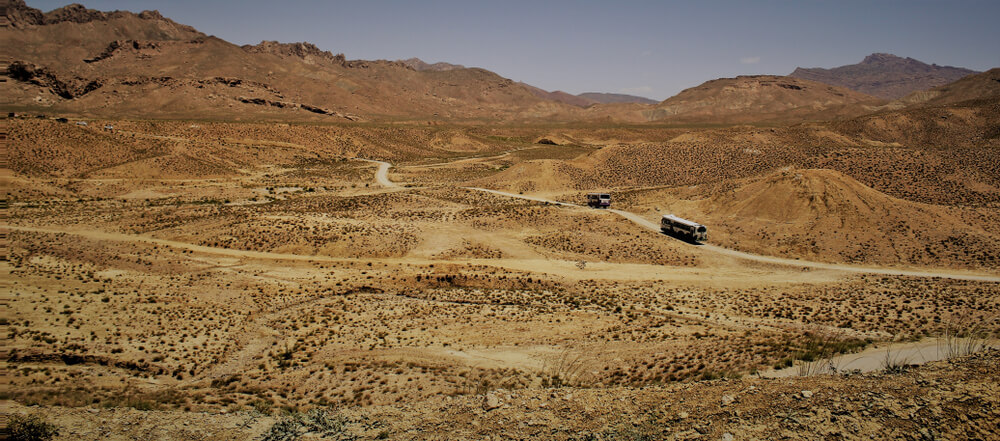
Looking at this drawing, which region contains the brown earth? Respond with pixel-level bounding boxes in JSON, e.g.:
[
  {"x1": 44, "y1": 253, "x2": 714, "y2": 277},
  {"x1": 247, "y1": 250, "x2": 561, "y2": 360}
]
[
  {"x1": 519, "y1": 82, "x2": 598, "y2": 108},
  {"x1": 647, "y1": 75, "x2": 886, "y2": 124},
  {"x1": 0, "y1": 1, "x2": 584, "y2": 122},
  {"x1": 3, "y1": 349, "x2": 998, "y2": 440},
  {"x1": 3, "y1": 3, "x2": 1000, "y2": 440},
  {"x1": 617, "y1": 168, "x2": 1000, "y2": 269},
  {"x1": 4, "y1": 112, "x2": 999, "y2": 439}
]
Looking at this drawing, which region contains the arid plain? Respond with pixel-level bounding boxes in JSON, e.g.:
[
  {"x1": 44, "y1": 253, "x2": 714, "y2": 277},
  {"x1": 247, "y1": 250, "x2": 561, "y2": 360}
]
[
  {"x1": 5, "y1": 112, "x2": 1000, "y2": 439},
  {"x1": 3, "y1": 1, "x2": 1000, "y2": 439}
]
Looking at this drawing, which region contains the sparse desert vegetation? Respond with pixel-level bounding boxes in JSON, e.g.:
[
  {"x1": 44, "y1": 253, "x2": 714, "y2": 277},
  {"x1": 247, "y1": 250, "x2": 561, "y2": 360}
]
[
  {"x1": 2, "y1": 1, "x2": 999, "y2": 438},
  {"x1": 3, "y1": 114, "x2": 998, "y2": 441}
]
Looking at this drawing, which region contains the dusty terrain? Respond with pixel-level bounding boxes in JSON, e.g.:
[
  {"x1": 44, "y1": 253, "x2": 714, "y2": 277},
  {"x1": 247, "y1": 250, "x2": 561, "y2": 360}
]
[
  {"x1": 3, "y1": 350, "x2": 999, "y2": 440},
  {"x1": 3, "y1": 110, "x2": 999, "y2": 439},
  {"x1": 3, "y1": 2, "x2": 1000, "y2": 440}
]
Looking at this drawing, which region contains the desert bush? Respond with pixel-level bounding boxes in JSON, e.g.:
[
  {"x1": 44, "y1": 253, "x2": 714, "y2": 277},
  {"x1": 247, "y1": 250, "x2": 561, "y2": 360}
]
[
  {"x1": 790, "y1": 331, "x2": 869, "y2": 376},
  {"x1": 574, "y1": 414, "x2": 661, "y2": 441},
  {"x1": 260, "y1": 408, "x2": 345, "y2": 441},
  {"x1": 938, "y1": 314, "x2": 997, "y2": 358},
  {"x1": 880, "y1": 346, "x2": 910, "y2": 374},
  {"x1": 541, "y1": 346, "x2": 600, "y2": 388},
  {"x1": 252, "y1": 399, "x2": 274, "y2": 416},
  {"x1": 8, "y1": 414, "x2": 59, "y2": 441},
  {"x1": 260, "y1": 418, "x2": 300, "y2": 441}
]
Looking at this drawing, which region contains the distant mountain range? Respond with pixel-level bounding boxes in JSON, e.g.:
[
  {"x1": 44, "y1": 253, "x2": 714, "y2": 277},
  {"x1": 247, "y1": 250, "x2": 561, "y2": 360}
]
[
  {"x1": 517, "y1": 82, "x2": 659, "y2": 107},
  {"x1": 403, "y1": 58, "x2": 658, "y2": 106},
  {"x1": 2, "y1": 1, "x2": 996, "y2": 124},
  {"x1": 790, "y1": 53, "x2": 978, "y2": 100},
  {"x1": 578, "y1": 92, "x2": 658, "y2": 105},
  {"x1": 889, "y1": 68, "x2": 1000, "y2": 108},
  {"x1": 399, "y1": 58, "x2": 465, "y2": 72}
]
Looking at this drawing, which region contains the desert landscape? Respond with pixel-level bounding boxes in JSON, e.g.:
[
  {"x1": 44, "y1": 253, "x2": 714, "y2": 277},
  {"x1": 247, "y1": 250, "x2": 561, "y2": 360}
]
[{"x1": 2, "y1": 1, "x2": 999, "y2": 440}]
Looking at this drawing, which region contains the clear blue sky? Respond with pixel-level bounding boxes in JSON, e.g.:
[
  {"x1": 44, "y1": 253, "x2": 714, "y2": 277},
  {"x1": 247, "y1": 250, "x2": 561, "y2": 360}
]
[{"x1": 29, "y1": 0, "x2": 1000, "y2": 100}]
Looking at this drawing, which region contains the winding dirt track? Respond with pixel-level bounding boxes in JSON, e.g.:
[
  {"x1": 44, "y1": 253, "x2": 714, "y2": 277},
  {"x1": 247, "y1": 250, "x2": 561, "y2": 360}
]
[
  {"x1": 462, "y1": 188, "x2": 1000, "y2": 282},
  {"x1": 5, "y1": 225, "x2": 825, "y2": 284},
  {"x1": 357, "y1": 159, "x2": 398, "y2": 188},
  {"x1": 7, "y1": 132, "x2": 996, "y2": 283}
]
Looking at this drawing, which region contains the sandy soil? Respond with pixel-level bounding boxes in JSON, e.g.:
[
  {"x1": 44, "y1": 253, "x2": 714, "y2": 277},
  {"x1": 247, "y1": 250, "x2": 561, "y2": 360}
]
[{"x1": 4, "y1": 117, "x2": 998, "y2": 439}]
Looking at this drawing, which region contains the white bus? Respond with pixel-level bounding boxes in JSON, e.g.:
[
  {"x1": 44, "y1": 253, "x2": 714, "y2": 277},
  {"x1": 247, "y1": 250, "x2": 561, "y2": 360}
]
[
  {"x1": 660, "y1": 214, "x2": 707, "y2": 242},
  {"x1": 586, "y1": 193, "x2": 611, "y2": 208}
]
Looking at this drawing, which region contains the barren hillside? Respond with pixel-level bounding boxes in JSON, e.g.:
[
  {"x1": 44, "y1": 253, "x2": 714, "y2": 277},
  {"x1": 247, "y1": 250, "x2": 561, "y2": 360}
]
[
  {"x1": 1, "y1": 1, "x2": 583, "y2": 122},
  {"x1": 633, "y1": 169, "x2": 1000, "y2": 268},
  {"x1": 648, "y1": 75, "x2": 885, "y2": 123}
]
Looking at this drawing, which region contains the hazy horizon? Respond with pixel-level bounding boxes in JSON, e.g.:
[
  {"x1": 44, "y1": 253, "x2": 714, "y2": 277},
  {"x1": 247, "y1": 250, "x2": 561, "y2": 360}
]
[{"x1": 25, "y1": 0, "x2": 1000, "y2": 100}]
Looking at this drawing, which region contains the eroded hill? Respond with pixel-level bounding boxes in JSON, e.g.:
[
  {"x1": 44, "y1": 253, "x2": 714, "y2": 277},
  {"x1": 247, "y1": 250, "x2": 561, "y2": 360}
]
[
  {"x1": 647, "y1": 75, "x2": 885, "y2": 124},
  {"x1": 1, "y1": 1, "x2": 586, "y2": 122}
]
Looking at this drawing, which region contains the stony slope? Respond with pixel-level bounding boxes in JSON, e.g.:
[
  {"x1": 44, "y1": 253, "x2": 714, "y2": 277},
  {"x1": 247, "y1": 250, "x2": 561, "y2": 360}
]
[
  {"x1": 0, "y1": 1, "x2": 582, "y2": 122},
  {"x1": 791, "y1": 53, "x2": 978, "y2": 99},
  {"x1": 829, "y1": 94, "x2": 1000, "y2": 150}
]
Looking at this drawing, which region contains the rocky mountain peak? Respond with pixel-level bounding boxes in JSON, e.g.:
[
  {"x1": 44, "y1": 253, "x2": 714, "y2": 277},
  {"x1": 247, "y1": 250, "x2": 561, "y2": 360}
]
[
  {"x1": 3, "y1": 0, "x2": 174, "y2": 27},
  {"x1": 861, "y1": 53, "x2": 904, "y2": 64},
  {"x1": 790, "y1": 53, "x2": 978, "y2": 99},
  {"x1": 41, "y1": 3, "x2": 107, "y2": 23},
  {"x1": 137, "y1": 10, "x2": 164, "y2": 20}
]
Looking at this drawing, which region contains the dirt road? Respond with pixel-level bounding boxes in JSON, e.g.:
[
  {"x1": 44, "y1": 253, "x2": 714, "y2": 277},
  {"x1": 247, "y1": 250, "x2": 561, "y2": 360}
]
[
  {"x1": 357, "y1": 159, "x2": 398, "y2": 188},
  {"x1": 762, "y1": 338, "x2": 997, "y2": 378},
  {"x1": 7, "y1": 225, "x2": 824, "y2": 283},
  {"x1": 460, "y1": 188, "x2": 1000, "y2": 283}
]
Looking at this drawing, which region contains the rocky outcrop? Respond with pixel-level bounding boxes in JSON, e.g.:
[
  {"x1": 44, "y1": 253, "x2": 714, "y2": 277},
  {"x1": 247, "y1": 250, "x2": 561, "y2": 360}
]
[
  {"x1": 84, "y1": 39, "x2": 160, "y2": 63},
  {"x1": 3, "y1": 0, "x2": 199, "y2": 34},
  {"x1": 242, "y1": 40, "x2": 348, "y2": 66},
  {"x1": 2, "y1": 0, "x2": 44, "y2": 26},
  {"x1": 241, "y1": 40, "x2": 409, "y2": 70},
  {"x1": 401, "y1": 58, "x2": 465, "y2": 72},
  {"x1": 236, "y1": 96, "x2": 361, "y2": 120},
  {"x1": 37, "y1": 3, "x2": 110, "y2": 24},
  {"x1": 5, "y1": 61, "x2": 103, "y2": 98}
]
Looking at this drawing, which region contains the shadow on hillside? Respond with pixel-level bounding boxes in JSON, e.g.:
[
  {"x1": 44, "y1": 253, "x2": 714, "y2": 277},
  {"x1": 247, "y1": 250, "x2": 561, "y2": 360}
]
[{"x1": 659, "y1": 229, "x2": 705, "y2": 246}]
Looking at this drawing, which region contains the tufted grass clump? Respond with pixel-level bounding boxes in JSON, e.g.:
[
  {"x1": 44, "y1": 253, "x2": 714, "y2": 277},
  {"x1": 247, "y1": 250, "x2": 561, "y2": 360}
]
[{"x1": 9, "y1": 414, "x2": 60, "y2": 441}]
